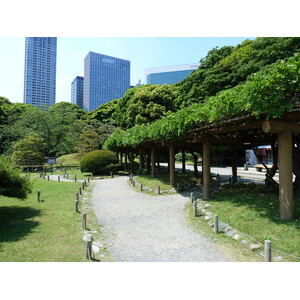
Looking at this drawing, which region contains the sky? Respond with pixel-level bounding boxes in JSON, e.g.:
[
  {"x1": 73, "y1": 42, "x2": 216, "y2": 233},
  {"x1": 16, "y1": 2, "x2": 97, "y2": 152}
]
[{"x1": 0, "y1": 37, "x2": 254, "y2": 104}]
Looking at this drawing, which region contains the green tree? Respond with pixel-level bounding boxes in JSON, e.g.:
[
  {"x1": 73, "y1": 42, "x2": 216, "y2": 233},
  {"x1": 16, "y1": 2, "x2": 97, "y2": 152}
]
[
  {"x1": 12, "y1": 133, "x2": 46, "y2": 165},
  {"x1": 75, "y1": 129, "x2": 99, "y2": 158}
]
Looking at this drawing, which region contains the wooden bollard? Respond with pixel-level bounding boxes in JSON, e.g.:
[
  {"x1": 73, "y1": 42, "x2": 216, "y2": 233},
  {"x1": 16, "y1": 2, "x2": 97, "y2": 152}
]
[
  {"x1": 214, "y1": 215, "x2": 219, "y2": 234},
  {"x1": 177, "y1": 183, "x2": 180, "y2": 192},
  {"x1": 141, "y1": 183, "x2": 143, "y2": 191},
  {"x1": 88, "y1": 176, "x2": 90, "y2": 183},
  {"x1": 158, "y1": 185, "x2": 160, "y2": 194},
  {"x1": 43, "y1": 174, "x2": 45, "y2": 179},
  {"x1": 82, "y1": 182, "x2": 85, "y2": 190},
  {"x1": 76, "y1": 192, "x2": 79, "y2": 201},
  {"x1": 66, "y1": 174, "x2": 69, "y2": 179},
  {"x1": 58, "y1": 176, "x2": 60, "y2": 182},
  {"x1": 75, "y1": 200, "x2": 79, "y2": 213},
  {"x1": 193, "y1": 201, "x2": 197, "y2": 217},
  {"x1": 82, "y1": 213, "x2": 86, "y2": 230},
  {"x1": 74, "y1": 174, "x2": 77, "y2": 182},
  {"x1": 244, "y1": 163, "x2": 248, "y2": 171},
  {"x1": 191, "y1": 192, "x2": 194, "y2": 203},
  {"x1": 91, "y1": 174, "x2": 93, "y2": 180},
  {"x1": 47, "y1": 175, "x2": 49, "y2": 181},
  {"x1": 110, "y1": 171, "x2": 113, "y2": 178},
  {"x1": 265, "y1": 240, "x2": 272, "y2": 262},
  {"x1": 79, "y1": 187, "x2": 82, "y2": 195},
  {"x1": 86, "y1": 234, "x2": 93, "y2": 260},
  {"x1": 133, "y1": 180, "x2": 135, "y2": 187},
  {"x1": 37, "y1": 190, "x2": 41, "y2": 202},
  {"x1": 84, "y1": 180, "x2": 87, "y2": 187}
]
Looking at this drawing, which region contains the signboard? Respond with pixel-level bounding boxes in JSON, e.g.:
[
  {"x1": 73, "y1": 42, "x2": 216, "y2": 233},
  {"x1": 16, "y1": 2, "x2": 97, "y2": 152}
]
[{"x1": 47, "y1": 158, "x2": 56, "y2": 165}]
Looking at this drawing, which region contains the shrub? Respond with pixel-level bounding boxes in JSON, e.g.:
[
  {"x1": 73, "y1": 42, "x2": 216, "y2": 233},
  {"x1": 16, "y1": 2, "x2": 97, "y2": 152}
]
[
  {"x1": 0, "y1": 155, "x2": 33, "y2": 199},
  {"x1": 136, "y1": 168, "x2": 149, "y2": 175},
  {"x1": 79, "y1": 150, "x2": 120, "y2": 175}
]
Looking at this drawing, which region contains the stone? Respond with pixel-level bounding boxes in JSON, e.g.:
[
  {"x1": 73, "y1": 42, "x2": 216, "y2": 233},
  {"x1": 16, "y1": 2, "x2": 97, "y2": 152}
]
[
  {"x1": 224, "y1": 226, "x2": 233, "y2": 234},
  {"x1": 92, "y1": 245, "x2": 100, "y2": 253},
  {"x1": 232, "y1": 234, "x2": 240, "y2": 240},
  {"x1": 241, "y1": 240, "x2": 249, "y2": 245},
  {"x1": 208, "y1": 221, "x2": 214, "y2": 227},
  {"x1": 274, "y1": 256, "x2": 283, "y2": 261},
  {"x1": 205, "y1": 211, "x2": 213, "y2": 217},
  {"x1": 218, "y1": 222, "x2": 228, "y2": 232},
  {"x1": 249, "y1": 243, "x2": 261, "y2": 251},
  {"x1": 204, "y1": 216, "x2": 211, "y2": 221},
  {"x1": 204, "y1": 204, "x2": 211, "y2": 209},
  {"x1": 226, "y1": 230, "x2": 236, "y2": 237}
]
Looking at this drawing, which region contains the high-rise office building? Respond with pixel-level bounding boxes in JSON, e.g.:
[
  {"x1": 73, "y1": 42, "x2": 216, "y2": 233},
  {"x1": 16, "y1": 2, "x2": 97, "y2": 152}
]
[
  {"x1": 71, "y1": 76, "x2": 84, "y2": 109},
  {"x1": 24, "y1": 37, "x2": 57, "y2": 107},
  {"x1": 83, "y1": 52, "x2": 130, "y2": 111},
  {"x1": 145, "y1": 63, "x2": 199, "y2": 85}
]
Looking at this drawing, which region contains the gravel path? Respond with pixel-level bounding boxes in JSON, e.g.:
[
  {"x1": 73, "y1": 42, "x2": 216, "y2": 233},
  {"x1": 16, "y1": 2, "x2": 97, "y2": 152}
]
[{"x1": 92, "y1": 176, "x2": 231, "y2": 262}]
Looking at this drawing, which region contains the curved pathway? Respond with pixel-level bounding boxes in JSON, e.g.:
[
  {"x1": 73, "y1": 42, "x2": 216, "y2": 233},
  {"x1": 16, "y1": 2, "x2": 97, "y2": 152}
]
[{"x1": 92, "y1": 176, "x2": 231, "y2": 262}]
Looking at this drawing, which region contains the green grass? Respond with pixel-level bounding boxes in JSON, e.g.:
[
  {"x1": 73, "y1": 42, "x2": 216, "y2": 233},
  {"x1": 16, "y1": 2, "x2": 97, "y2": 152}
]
[
  {"x1": 0, "y1": 174, "x2": 113, "y2": 262},
  {"x1": 134, "y1": 172, "x2": 200, "y2": 194},
  {"x1": 56, "y1": 153, "x2": 80, "y2": 166},
  {"x1": 188, "y1": 183, "x2": 300, "y2": 262}
]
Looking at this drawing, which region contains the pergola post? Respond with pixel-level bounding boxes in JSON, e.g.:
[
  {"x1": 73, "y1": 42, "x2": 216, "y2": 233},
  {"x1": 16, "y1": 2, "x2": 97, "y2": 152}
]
[
  {"x1": 157, "y1": 153, "x2": 160, "y2": 171},
  {"x1": 130, "y1": 151, "x2": 134, "y2": 174},
  {"x1": 124, "y1": 150, "x2": 128, "y2": 171},
  {"x1": 182, "y1": 149, "x2": 186, "y2": 173},
  {"x1": 203, "y1": 141, "x2": 211, "y2": 199},
  {"x1": 231, "y1": 146, "x2": 238, "y2": 184},
  {"x1": 169, "y1": 144, "x2": 176, "y2": 187},
  {"x1": 278, "y1": 130, "x2": 294, "y2": 221},
  {"x1": 139, "y1": 148, "x2": 144, "y2": 171},
  {"x1": 120, "y1": 151, "x2": 123, "y2": 168},
  {"x1": 151, "y1": 147, "x2": 156, "y2": 178}
]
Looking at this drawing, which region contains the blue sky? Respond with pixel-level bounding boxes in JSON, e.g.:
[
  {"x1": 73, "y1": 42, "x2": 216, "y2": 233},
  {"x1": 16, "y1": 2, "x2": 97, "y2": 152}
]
[{"x1": 0, "y1": 37, "x2": 254, "y2": 104}]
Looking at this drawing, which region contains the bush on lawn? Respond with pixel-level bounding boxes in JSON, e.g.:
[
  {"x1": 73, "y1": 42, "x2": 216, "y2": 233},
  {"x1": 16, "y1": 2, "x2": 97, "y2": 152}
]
[
  {"x1": 79, "y1": 150, "x2": 120, "y2": 175},
  {"x1": 0, "y1": 155, "x2": 33, "y2": 199}
]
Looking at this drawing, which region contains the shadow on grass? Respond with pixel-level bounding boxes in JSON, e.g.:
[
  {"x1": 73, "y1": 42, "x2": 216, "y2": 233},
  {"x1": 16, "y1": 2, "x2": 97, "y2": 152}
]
[
  {"x1": 212, "y1": 183, "x2": 300, "y2": 228},
  {"x1": 0, "y1": 206, "x2": 41, "y2": 243}
]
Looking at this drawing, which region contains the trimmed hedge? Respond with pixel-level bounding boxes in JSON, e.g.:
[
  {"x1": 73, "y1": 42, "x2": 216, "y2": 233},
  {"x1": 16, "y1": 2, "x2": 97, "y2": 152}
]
[
  {"x1": 0, "y1": 155, "x2": 33, "y2": 199},
  {"x1": 79, "y1": 150, "x2": 120, "y2": 175}
]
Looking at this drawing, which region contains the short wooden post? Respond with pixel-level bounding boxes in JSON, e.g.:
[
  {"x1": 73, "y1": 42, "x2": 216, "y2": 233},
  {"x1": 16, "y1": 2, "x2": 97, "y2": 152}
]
[
  {"x1": 86, "y1": 234, "x2": 93, "y2": 260},
  {"x1": 141, "y1": 183, "x2": 143, "y2": 191},
  {"x1": 66, "y1": 174, "x2": 69, "y2": 179},
  {"x1": 82, "y1": 213, "x2": 86, "y2": 230},
  {"x1": 158, "y1": 185, "x2": 160, "y2": 194},
  {"x1": 75, "y1": 200, "x2": 79, "y2": 213},
  {"x1": 244, "y1": 164, "x2": 248, "y2": 171},
  {"x1": 177, "y1": 183, "x2": 180, "y2": 192},
  {"x1": 193, "y1": 201, "x2": 197, "y2": 217},
  {"x1": 74, "y1": 174, "x2": 77, "y2": 182},
  {"x1": 191, "y1": 192, "x2": 194, "y2": 203},
  {"x1": 37, "y1": 190, "x2": 41, "y2": 202},
  {"x1": 47, "y1": 175, "x2": 49, "y2": 181},
  {"x1": 84, "y1": 179, "x2": 87, "y2": 187},
  {"x1": 76, "y1": 192, "x2": 79, "y2": 201},
  {"x1": 43, "y1": 174, "x2": 45, "y2": 179},
  {"x1": 79, "y1": 187, "x2": 82, "y2": 195},
  {"x1": 88, "y1": 176, "x2": 90, "y2": 183},
  {"x1": 133, "y1": 180, "x2": 135, "y2": 187},
  {"x1": 110, "y1": 171, "x2": 113, "y2": 178},
  {"x1": 264, "y1": 240, "x2": 272, "y2": 262},
  {"x1": 214, "y1": 215, "x2": 219, "y2": 234},
  {"x1": 82, "y1": 182, "x2": 85, "y2": 190},
  {"x1": 91, "y1": 174, "x2": 93, "y2": 180},
  {"x1": 58, "y1": 175, "x2": 60, "y2": 182}
]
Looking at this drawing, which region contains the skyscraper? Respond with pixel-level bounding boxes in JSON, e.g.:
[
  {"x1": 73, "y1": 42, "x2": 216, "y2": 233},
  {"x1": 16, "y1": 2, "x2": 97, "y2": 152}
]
[
  {"x1": 83, "y1": 52, "x2": 130, "y2": 112},
  {"x1": 71, "y1": 76, "x2": 84, "y2": 109},
  {"x1": 145, "y1": 63, "x2": 199, "y2": 85},
  {"x1": 24, "y1": 37, "x2": 57, "y2": 107}
]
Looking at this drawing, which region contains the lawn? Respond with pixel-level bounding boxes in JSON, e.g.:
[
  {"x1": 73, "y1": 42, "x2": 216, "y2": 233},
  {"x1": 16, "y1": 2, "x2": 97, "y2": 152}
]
[
  {"x1": 190, "y1": 183, "x2": 300, "y2": 261},
  {"x1": 0, "y1": 174, "x2": 113, "y2": 262}
]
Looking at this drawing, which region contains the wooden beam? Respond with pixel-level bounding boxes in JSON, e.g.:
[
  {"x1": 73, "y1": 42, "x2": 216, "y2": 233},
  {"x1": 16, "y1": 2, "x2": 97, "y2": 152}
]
[
  {"x1": 151, "y1": 147, "x2": 156, "y2": 178},
  {"x1": 139, "y1": 148, "x2": 144, "y2": 170},
  {"x1": 262, "y1": 120, "x2": 300, "y2": 134},
  {"x1": 203, "y1": 141, "x2": 211, "y2": 199},
  {"x1": 278, "y1": 130, "x2": 294, "y2": 220},
  {"x1": 169, "y1": 144, "x2": 176, "y2": 187}
]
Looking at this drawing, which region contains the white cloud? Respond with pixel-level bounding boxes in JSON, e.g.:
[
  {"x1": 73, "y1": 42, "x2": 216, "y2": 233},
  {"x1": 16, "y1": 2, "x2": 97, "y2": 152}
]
[{"x1": 74, "y1": 52, "x2": 81, "y2": 56}]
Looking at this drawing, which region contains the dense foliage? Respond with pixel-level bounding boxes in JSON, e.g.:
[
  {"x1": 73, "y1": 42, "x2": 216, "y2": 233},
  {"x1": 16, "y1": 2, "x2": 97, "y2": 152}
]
[
  {"x1": 79, "y1": 150, "x2": 120, "y2": 175},
  {"x1": 0, "y1": 155, "x2": 32, "y2": 198},
  {"x1": 104, "y1": 52, "x2": 300, "y2": 150}
]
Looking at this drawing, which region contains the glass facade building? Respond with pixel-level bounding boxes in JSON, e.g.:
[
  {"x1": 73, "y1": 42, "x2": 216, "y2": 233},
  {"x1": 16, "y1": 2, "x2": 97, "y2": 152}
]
[
  {"x1": 24, "y1": 37, "x2": 57, "y2": 107},
  {"x1": 71, "y1": 76, "x2": 84, "y2": 109},
  {"x1": 145, "y1": 63, "x2": 199, "y2": 85},
  {"x1": 83, "y1": 52, "x2": 130, "y2": 112}
]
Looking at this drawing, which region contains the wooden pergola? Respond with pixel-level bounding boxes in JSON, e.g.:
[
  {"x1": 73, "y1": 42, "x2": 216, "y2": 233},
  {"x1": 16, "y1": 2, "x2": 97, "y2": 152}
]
[{"x1": 116, "y1": 108, "x2": 300, "y2": 221}]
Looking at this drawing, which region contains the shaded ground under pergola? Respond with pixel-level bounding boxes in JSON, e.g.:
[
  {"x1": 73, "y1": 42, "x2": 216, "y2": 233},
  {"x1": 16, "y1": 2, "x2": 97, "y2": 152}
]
[{"x1": 116, "y1": 108, "x2": 300, "y2": 221}]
